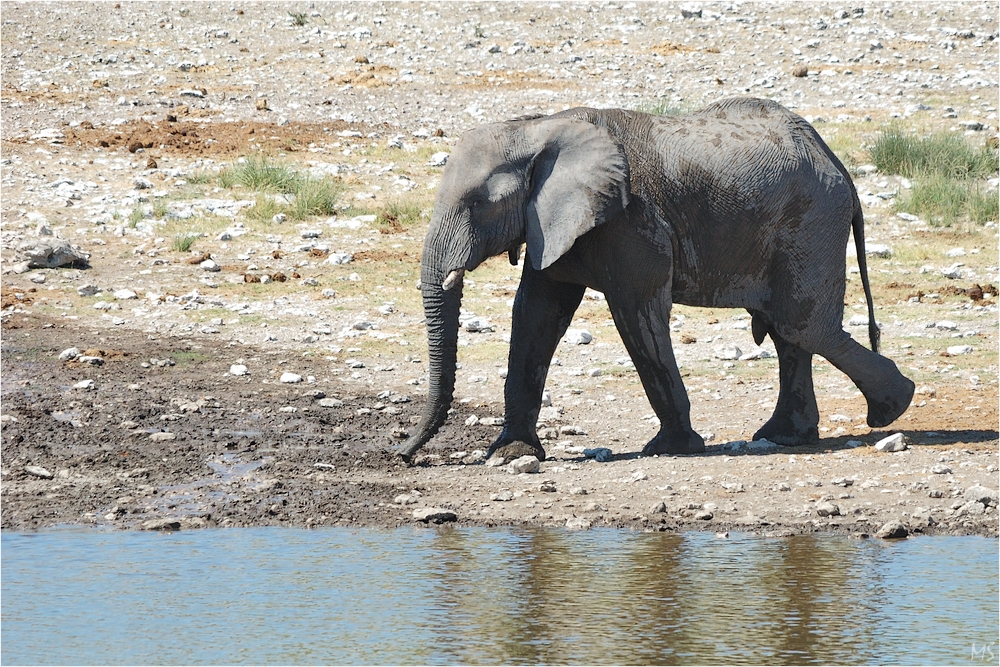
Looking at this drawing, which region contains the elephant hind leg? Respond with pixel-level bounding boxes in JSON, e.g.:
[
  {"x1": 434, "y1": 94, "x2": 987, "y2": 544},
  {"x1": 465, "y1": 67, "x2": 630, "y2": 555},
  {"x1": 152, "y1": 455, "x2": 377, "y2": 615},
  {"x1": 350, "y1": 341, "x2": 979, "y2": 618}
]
[
  {"x1": 821, "y1": 333, "x2": 915, "y2": 427},
  {"x1": 753, "y1": 328, "x2": 819, "y2": 446}
]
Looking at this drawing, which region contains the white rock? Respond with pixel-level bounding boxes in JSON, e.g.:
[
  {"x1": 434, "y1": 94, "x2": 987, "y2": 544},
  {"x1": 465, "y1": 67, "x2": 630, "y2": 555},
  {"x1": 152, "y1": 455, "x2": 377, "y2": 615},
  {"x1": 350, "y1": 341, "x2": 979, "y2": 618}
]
[
  {"x1": 566, "y1": 517, "x2": 592, "y2": 530},
  {"x1": 564, "y1": 329, "x2": 593, "y2": 345},
  {"x1": 73, "y1": 379, "x2": 95, "y2": 390},
  {"x1": 427, "y1": 152, "x2": 449, "y2": 167},
  {"x1": 964, "y1": 485, "x2": 998, "y2": 507},
  {"x1": 940, "y1": 264, "x2": 963, "y2": 279},
  {"x1": 200, "y1": 259, "x2": 220, "y2": 272},
  {"x1": 865, "y1": 243, "x2": 892, "y2": 258},
  {"x1": 507, "y1": 455, "x2": 540, "y2": 474},
  {"x1": 895, "y1": 212, "x2": 919, "y2": 221},
  {"x1": 230, "y1": 364, "x2": 249, "y2": 376},
  {"x1": 946, "y1": 345, "x2": 973, "y2": 355},
  {"x1": 714, "y1": 345, "x2": 742, "y2": 360},
  {"x1": 280, "y1": 372, "x2": 303, "y2": 384},
  {"x1": 58, "y1": 347, "x2": 80, "y2": 361},
  {"x1": 935, "y1": 321, "x2": 958, "y2": 330},
  {"x1": 816, "y1": 502, "x2": 841, "y2": 517},
  {"x1": 318, "y1": 398, "x2": 344, "y2": 408},
  {"x1": 945, "y1": 247, "x2": 966, "y2": 257},
  {"x1": 114, "y1": 289, "x2": 138, "y2": 300},
  {"x1": 25, "y1": 465, "x2": 54, "y2": 479},
  {"x1": 150, "y1": 432, "x2": 176, "y2": 442},
  {"x1": 847, "y1": 314, "x2": 869, "y2": 327},
  {"x1": 412, "y1": 507, "x2": 457, "y2": 523},
  {"x1": 327, "y1": 252, "x2": 354, "y2": 265},
  {"x1": 463, "y1": 317, "x2": 493, "y2": 332},
  {"x1": 77, "y1": 284, "x2": 100, "y2": 297},
  {"x1": 874, "y1": 432, "x2": 907, "y2": 452}
]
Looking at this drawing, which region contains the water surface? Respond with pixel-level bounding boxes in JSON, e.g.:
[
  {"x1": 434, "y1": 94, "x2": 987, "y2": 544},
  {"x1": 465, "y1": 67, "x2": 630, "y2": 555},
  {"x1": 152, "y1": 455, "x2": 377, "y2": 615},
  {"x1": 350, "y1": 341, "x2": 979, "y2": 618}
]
[{"x1": 2, "y1": 527, "x2": 997, "y2": 665}]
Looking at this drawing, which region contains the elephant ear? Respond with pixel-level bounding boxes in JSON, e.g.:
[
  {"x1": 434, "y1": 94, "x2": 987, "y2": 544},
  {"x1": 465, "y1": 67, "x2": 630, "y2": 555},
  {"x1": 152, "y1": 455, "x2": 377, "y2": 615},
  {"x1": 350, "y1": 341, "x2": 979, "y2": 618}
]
[{"x1": 523, "y1": 119, "x2": 630, "y2": 271}]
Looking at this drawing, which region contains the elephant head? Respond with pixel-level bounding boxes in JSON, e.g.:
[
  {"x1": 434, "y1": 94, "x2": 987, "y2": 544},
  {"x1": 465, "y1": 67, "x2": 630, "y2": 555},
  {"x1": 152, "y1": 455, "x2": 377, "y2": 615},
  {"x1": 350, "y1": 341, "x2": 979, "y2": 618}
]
[{"x1": 398, "y1": 114, "x2": 631, "y2": 462}]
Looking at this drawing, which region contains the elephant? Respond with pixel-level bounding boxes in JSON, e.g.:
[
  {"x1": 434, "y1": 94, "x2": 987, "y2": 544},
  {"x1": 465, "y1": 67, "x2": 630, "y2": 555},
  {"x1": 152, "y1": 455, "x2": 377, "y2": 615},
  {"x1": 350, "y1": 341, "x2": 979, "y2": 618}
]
[{"x1": 398, "y1": 97, "x2": 915, "y2": 464}]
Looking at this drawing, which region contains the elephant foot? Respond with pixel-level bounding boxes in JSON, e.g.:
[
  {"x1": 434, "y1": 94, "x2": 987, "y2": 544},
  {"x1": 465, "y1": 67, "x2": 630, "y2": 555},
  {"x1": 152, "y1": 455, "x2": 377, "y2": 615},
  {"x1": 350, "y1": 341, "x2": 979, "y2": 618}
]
[
  {"x1": 641, "y1": 429, "x2": 705, "y2": 456},
  {"x1": 753, "y1": 416, "x2": 818, "y2": 447},
  {"x1": 485, "y1": 439, "x2": 546, "y2": 464},
  {"x1": 865, "y1": 376, "x2": 916, "y2": 428}
]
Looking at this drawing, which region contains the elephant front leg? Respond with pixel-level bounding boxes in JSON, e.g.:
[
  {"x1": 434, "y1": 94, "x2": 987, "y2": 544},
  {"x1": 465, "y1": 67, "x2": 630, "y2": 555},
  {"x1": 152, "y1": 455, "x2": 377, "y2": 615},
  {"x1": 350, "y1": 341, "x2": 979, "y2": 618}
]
[
  {"x1": 486, "y1": 266, "x2": 586, "y2": 463},
  {"x1": 608, "y1": 290, "x2": 705, "y2": 456},
  {"x1": 753, "y1": 331, "x2": 820, "y2": 446}
]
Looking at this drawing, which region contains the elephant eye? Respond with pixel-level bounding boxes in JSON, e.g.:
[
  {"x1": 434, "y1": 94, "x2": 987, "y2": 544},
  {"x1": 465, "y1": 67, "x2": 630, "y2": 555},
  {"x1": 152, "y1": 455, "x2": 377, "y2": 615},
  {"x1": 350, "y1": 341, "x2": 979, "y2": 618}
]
[{"x1": 470, "y1": 199, "x2": 482, "y2": 209}]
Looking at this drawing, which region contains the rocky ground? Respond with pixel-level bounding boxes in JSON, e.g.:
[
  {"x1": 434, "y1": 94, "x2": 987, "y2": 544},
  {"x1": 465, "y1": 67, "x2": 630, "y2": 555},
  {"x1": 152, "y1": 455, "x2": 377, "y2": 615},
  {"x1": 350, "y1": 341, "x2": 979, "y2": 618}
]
[{"x1": 2, "y1": 2, "x2": 998, "y2": 538}]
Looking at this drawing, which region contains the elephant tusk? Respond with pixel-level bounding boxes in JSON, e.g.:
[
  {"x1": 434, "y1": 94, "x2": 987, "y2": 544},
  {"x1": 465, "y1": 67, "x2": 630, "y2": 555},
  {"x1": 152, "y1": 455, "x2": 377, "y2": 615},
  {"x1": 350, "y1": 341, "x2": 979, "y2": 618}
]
[{"x1": 442, "y1": 268, "x2": 465, "y2": 291}]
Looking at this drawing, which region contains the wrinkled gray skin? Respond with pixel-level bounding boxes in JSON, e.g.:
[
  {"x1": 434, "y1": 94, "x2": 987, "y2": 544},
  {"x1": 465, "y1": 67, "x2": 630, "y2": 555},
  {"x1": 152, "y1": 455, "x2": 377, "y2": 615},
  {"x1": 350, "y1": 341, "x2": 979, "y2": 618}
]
[{"x1": 400, "y1": 97, "x2": 915, "y2": 464}]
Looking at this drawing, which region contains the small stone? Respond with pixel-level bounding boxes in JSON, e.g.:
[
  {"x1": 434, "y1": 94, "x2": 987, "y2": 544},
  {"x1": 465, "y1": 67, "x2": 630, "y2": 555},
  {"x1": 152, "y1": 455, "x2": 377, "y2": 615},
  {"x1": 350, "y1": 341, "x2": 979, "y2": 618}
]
[
  {"x1": 570, "y1": 486, "x2": 588, "y2": 496},
  {"x1": 566, "y1": 517, "x2": 593, "y2": 530},
  {"x1": 559, "y1": 425, "x2": 587, "y2": 436},
  {"x1": 141, "y1": 518, "x2": 181, "y2": 531},
  {"x1": 778, "y1": 482, "x2": 792, "y2": 491},
  {"x1": 874, "y1": 433, "x2": 907, "y2": 452},
  {"x1": 280, "y1": 372, "x2": 303, "y2": 384},
  {"x1": 426, "y1": 152, "x2": 449, "y2": 167},
  {"x1": 831, "y1": 477, "x2": 854, "y2": 487},
  {"x1": 318, "y1": 398, "x2": 344, "y2": 408},
  {"x1": 58, "y1": 347, "x2": 80, "y2": 361},
  {"x1": 485, "y1": 454, "x2": 507, "y2": 467},
  {"x1": 875, "y1": 521, "x2": 908, "y2": 539},
  {"x1": 537, "y1": 427, "x2": 559, "y2": 441},
  {"x1": 651, "y1": 501, "x2": 668, "y2": 514},
  {"x1": 507, "y1": 455, "x2": 540, "y2": 474},
  {"x1": 200, "y1": 259, "x2": 220, "y2": 272},
  {"x1": 791, "y1": 64, "x2": 809, "y2": 77},
  {"x1": 490, "y1": 490, "x2": 514, "y2": 502},
  {"x1": 229, "y1": 364, "x2": 248, "y2": 376},
  {"x1": 931, "y1": 464, "x2": 952, "y2": 475},
  {"x1": 816, "y1": 502, "x2": 841, "y2": 517},
  {"x1": 25, "y1": 465, "x2": 54, "y2": 479},
  {"x1": 632, "y1": 469, "x2": 649, "y2": 481},
  {"x1": 946, "y1": 345, "x2": 973, "y2": 356},
  {"x1": 539, "y1": 481, "x2": 557, "y2": 493},
  {"x1": 413, "y1": 507, "x2": 457, "y2": 523},
  {"x1": 865, "y1": 243, "x2": 892, "y2": 258},
  {"x1": 150, "y1": 432, "x2": 176, "y2": 442},
  {"x1": 564, "y1": 329, "x2": 593, "y2": 345},
  {"x1": 694, "y1": 510, "x2": 714, "y2": 521},
  {"x1": 77, "y1": 284, "x2": 100, "y2": 296},
  {"x1": 73, "y1": 379, "x2": 95, "y2": 390},
  {"x1": 964, "y1": 485, "x2": 998, "y2": 507},
  {"x1": 583, "y1": 447, "x2": 613, "y2": 462},
  {"x1": 713, "y1": 345, "x2": 742, "y2": 360},
  {"x1": 327, "y1": 252, "x2": 353, "y2": 265},
  {"x1": 394, "y1": 494, "x2": 418, "y2": 505}
]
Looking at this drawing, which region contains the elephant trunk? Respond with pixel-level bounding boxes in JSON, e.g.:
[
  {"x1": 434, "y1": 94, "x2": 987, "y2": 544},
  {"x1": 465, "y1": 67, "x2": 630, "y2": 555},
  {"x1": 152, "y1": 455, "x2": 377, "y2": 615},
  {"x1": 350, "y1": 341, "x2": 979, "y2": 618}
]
[{"x1": 398, "y1": 278, "x2": 463, "y2": 463}]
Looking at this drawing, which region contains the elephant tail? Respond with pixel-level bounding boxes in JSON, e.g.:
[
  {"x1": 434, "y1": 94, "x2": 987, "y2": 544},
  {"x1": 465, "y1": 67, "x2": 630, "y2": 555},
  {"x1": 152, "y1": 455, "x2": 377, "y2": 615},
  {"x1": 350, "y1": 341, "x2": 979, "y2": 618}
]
[{"x1": 852, "y1": 206, "x2": 881, "y2": 355}]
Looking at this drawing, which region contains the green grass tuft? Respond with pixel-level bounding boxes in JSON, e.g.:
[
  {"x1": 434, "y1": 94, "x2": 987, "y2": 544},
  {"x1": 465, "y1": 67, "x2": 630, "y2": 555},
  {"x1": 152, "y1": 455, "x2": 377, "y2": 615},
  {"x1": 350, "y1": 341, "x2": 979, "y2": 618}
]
[
  {"x1": 219, "y1": 154, "x2": 298, "y2": 193},
  {"x1": 897, "y1": 175, "x2": 999, "y2": 227},
  {"x1": 288, "y1": 11, "x2": 309, "y2": 26},
  {"x1": 171, "y1": 233, "x2": 197, "y2": 252},
  {"x1": 869, "y1": 127, "x2": 998, "y2": 179},
  {"x1": 289, "y1": 177, "x2": 342, "y2": 219},
  {"x1": 376, "y1": 199, "x2": 423, "y2": 233},
  {"x1": 128, "y1": 207, "x2": 144, "y2": 228}
]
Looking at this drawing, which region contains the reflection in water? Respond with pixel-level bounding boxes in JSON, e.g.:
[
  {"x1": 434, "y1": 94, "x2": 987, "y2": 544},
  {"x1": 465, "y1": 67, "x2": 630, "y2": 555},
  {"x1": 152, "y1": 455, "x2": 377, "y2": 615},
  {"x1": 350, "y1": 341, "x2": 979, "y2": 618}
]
[{"x1": 2, "y1": 527, "x2": 996, "y2": 665}]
